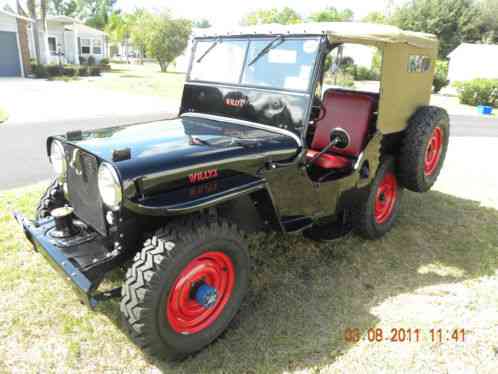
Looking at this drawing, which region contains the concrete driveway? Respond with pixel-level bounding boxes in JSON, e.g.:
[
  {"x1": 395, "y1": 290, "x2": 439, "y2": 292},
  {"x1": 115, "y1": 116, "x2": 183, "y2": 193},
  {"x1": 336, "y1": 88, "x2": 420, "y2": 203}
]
[{"x1": 0, "y1": 78, "x2": 178, "y2": 125}]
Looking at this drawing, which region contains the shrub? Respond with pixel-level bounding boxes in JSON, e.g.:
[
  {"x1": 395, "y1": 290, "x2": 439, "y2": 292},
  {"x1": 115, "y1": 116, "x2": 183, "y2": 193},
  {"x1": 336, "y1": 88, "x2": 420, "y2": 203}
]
[
  {"x1": 78, "y1": 66, "x2": 89, "y2": 77},
  {"x1": 100, "y1": 58, "x2": 109, "y2": 65},
  {"x1": 31, "y1": 63, "x2": 47, "y2": 78},
  {"x1": 89, "y1": 67, "x2": 101, "y2": 76},
  {"x1": 62, "y1": 66, "x2": 77, "y2": 77},
  {"x1": 79, "y1": 56, "x2": 87, "y2": 65},
  {"x1": 354, "y1": 66, "x2": 380, "y2": 81},
  {"x1": 455, "y1": 79, "x2": 498, "y2": 107},
  {"x1": 46, "y1": 65, "x2": 63, "y2": 77},
  {"x1": 87, "y1": 55, "x2": 96, "y2": 66},
  {"x1": 433, "y1": 60, "x2": 449, "y2": 93}
]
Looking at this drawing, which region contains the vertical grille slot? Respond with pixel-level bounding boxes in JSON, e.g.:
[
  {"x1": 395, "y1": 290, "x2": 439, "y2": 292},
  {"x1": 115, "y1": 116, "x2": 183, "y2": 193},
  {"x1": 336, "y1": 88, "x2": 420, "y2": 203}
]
[{"x1": 66, "y1": 147, "x2": 107, "y2": 236}]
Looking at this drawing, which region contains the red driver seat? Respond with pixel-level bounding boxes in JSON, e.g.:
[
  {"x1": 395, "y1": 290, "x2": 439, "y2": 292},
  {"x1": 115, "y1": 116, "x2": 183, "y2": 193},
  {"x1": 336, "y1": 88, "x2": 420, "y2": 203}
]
[{"x1": 307, "y1": 90, "x2": 375, "y2": 169}]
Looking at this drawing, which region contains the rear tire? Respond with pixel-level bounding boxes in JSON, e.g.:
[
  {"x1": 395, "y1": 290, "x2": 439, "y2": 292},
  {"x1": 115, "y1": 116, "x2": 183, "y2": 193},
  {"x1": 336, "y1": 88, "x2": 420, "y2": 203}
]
[
  {"x1": 35, "y1": 179, "x2": 66, "y2": 220},
  {"x1": 353, "y1": 157, "x2": 403, "y2": 239},
  {"x1": 399, "y1": 106, "x2": 449, "y2": 192},
  {"x1": 120, "y1": 215, "x2": 249, "y2": 361}
]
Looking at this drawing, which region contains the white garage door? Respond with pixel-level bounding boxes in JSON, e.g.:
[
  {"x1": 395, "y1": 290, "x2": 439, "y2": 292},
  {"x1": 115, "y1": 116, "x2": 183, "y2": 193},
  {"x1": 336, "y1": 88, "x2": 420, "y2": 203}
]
[{"x1": 0, "y1": 31, "x2": 21, "y2": 77}]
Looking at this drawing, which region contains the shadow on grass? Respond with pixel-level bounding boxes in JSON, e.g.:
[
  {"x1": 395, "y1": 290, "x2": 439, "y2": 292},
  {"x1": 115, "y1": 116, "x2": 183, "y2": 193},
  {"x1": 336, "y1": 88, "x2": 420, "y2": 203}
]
[{"x1": 97, "y1": 190, "x2": 498, "y2": 373}]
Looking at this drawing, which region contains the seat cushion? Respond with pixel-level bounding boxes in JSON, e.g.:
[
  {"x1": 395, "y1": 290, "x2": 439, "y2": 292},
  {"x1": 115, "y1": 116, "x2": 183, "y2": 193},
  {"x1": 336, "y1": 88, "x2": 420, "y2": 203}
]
[
  {"x1": 311, "y1": 90, "x2": 375, "y2": 158},
  {"x1": 306, "y1": 150, "x2": 352, "y2": 169}
]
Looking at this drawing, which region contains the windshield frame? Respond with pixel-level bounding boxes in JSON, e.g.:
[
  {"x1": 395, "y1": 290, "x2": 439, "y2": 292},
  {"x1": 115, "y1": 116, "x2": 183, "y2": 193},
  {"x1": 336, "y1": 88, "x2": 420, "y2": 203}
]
[{"x1": 187, "y1": 35, "x2": 323, "y2": 94}]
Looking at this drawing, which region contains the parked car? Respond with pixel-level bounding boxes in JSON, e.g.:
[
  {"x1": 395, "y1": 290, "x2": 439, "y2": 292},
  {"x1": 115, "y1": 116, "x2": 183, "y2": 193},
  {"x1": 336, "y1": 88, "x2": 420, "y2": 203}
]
[{"x1": 15, "y1": 22, "x2": 449, "y2": 360}]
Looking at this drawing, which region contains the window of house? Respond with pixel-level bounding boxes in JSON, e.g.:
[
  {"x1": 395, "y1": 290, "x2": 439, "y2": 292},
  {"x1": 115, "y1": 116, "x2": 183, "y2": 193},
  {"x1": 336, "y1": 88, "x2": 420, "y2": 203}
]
[
  {"x1": 93, "y1": 39, "x2": 102, "y2": 55},
  {"x1": 48, "y1": 37, "x2": 57, "y2": 55},
  {"x1": 81, "y1": 39, "x2": 91, "y2": 54}
]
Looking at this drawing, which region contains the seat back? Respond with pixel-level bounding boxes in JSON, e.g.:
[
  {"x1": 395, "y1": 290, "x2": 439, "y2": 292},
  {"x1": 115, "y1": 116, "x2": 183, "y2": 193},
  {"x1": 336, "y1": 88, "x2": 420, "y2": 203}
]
[{"x1": 311, "y1": 90, "x2": 375, "y2": 158}]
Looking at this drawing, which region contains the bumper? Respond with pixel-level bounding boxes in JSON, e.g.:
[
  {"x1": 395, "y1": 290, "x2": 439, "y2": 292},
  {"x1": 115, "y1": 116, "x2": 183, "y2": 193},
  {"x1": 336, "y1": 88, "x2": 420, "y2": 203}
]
[{"x1": 13, "y1": 212, "x2": 120, "y2": 308}]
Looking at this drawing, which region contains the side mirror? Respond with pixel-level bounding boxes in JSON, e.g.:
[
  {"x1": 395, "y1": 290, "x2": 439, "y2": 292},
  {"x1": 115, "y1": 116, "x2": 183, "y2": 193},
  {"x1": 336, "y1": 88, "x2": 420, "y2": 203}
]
[{"x1": 330, "y1": 128, "x2": 350, "y2": 149}]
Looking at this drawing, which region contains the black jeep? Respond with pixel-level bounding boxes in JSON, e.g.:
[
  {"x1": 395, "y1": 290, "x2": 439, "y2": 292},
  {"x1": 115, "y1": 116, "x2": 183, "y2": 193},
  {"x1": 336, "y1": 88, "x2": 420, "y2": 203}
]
[{"x1": 15, "y1": 23, "x2": 449, "y2": 360}]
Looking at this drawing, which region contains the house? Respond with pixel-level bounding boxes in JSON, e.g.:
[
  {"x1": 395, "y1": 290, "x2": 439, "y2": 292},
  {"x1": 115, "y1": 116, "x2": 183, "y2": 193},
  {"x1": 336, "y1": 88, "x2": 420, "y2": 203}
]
[
  {"x1": 38, "y1": 16, "x2": 108, "y2": 65},
  {"x1": 0, "y1": 1, "x2": 33, "y2": 77},
  {"x1": 448, "y1": 43, "x2": 498, "y2": 83}
]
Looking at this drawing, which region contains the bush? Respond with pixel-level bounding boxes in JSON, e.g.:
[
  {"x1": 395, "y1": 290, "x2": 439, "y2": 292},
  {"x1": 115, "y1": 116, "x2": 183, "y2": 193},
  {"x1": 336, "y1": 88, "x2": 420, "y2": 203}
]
[
  {"x1": 87, "y1": 55, "x2": 96, "y2": 66},
  {"x1": 78, "y1": 66, "x2": 89, "y2": 77},
  {"x1": 46, "y1": 65, "x2": 63, "y2": 77},
  {"x1": 89, "y1": 67, "x2": 101, "y2": 76},
  {"x1": 455, "y1": 79, "x2": 498, "y2": 107},
  {"x1": 62, "y1": 66, "x2": 77, "y2": 77},
  {"x1": 31, "y1": 63, "x2": 47, "y2": 78},
  {"x1": 100, "y1": 58, "x2": 109, "y2": 65},
  {"x1": 354, "y1": 66, "x2": 380, "y2": 81},
  {"x1": 433, "y1": 60, "x2": 449, "y2": 93},
  {"x1": 79, "y1": 56, "x2": 87, "y2": 65}
]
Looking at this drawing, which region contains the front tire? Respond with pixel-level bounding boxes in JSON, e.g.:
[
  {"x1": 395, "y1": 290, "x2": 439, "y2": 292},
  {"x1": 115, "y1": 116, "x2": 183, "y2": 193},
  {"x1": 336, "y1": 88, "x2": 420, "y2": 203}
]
[
  {"x1": 120, "y1": 215, "x2": 249, "y2": 361},
  {"x1": 353, "y1": 157, "x2": 403, "y2": 239}
]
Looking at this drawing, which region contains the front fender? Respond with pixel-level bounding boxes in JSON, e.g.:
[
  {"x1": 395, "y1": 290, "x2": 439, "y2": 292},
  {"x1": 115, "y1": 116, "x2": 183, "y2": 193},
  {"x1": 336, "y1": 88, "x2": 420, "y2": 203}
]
[{"x1": 124, "y1": 175, "x2": 267, "y2": 216}]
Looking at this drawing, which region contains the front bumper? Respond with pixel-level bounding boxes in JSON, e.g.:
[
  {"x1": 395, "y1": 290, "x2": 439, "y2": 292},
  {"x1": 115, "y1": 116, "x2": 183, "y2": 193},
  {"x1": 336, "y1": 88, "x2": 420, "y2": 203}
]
[{"x1": 13, "y1": 212, "x2": 121, "y2": 308}]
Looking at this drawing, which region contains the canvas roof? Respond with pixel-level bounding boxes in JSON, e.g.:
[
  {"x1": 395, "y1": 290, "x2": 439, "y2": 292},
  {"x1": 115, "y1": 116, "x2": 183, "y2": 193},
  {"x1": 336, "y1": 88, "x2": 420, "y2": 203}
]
[{"x1": 195, "y1": 22, "x2": 438, "y2": 50}]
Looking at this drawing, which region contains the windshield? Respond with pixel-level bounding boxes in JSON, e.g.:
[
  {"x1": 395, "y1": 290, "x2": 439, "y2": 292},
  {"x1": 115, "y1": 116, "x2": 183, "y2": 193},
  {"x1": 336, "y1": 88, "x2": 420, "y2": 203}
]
[{"x1": 189, "y1": 37, "x2": 320, "y2": 92}]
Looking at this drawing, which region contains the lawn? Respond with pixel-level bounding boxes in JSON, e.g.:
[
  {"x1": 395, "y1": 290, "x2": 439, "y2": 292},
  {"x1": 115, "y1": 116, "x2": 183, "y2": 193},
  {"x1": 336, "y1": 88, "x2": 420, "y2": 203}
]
[
  {"x1": 76, "y1": 62, "x2": 185, "y2": 101},
  {"x1": 1, "y1": 183, "x2": 497, "y2": 373},
  {"x1": 0, "y1": 106, "x2": 8, "y2": 123}
]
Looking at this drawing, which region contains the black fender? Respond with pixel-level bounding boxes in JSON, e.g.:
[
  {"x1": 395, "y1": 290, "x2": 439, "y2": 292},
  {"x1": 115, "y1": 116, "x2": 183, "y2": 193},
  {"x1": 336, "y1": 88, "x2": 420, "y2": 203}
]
[{"x1": 123, "y1": 175, "x2": 283, "y2": 232}]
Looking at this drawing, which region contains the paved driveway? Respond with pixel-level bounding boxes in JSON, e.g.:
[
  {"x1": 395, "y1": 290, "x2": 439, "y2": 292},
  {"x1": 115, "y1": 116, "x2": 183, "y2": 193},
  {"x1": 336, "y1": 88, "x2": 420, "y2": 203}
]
[{"x1": 0, "y1": 78, "x2": 178, "y2": 125}]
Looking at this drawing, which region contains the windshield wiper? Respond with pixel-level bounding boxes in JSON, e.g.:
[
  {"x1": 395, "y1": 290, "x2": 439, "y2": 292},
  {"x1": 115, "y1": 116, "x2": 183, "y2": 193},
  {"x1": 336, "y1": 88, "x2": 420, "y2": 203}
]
[
  {"x1": 248, "y1": 35, "x2": 284, "y2": 66},
  {"x1": 196, "y1": 38, "x2": 222, "y2": 63}
]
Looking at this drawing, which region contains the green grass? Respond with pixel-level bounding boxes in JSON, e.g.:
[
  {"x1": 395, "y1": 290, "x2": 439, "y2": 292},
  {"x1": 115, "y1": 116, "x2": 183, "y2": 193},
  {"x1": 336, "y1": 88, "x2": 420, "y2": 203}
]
[
  {"x1": 0, "y1": 184, "x2": 497, "y2": 373},
  {"x1": 0, "y1": 106, "x2": 8, "y2": 123},
  {"x1": 76, "y1": 62, "x2": 185, "y2": 100}
]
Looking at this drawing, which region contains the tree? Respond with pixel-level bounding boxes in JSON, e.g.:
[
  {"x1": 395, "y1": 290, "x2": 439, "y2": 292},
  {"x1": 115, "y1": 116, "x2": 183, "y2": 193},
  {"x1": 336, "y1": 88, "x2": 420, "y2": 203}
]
[
  {"x1": 146, "y1": 13, "x2": 192, "y2": 72},
  {"x1": 390, "y1": 0, "x2": 482, "y2": 58},
  {"x1": 193, "y1": 19, "x2": 211, "y2": 28},
  {"x1": 129, "y1": 9, "x2": 154, "y2": 63},
  {"x1": 49, "y1": 0, "x2": 79, "y2": 17},
  {"x1": 478, "y1": 0, "x2": 498, "y2": 43},
  {"x1": 362, "y1": 11, "x2": 388, "y2": 24},
  {"x1": 80, "y1": 0, "x2": 117, "y2": 30},
  {"x1": 241, "y1": 7, "x2": 302, "y2": 25},
  {"x1": 309, "y1": 7, "x2": 353, "y2": 22},
  {"x1": 26, "y1": 0, "x2": 41, "y2": 63}
]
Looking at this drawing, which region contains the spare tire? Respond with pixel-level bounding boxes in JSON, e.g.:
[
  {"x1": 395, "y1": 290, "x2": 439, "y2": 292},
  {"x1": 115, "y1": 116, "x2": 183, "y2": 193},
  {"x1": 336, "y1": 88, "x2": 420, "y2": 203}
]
[{"x1": 398, "y1": 106, "x2": 449, "y2": 192}]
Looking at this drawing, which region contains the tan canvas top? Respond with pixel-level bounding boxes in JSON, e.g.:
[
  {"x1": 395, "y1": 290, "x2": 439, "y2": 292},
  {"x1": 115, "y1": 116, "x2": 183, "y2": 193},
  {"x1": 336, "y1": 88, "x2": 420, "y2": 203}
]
[{"x1": 194, "y1": 22, "x2": 438, "y2": 50}]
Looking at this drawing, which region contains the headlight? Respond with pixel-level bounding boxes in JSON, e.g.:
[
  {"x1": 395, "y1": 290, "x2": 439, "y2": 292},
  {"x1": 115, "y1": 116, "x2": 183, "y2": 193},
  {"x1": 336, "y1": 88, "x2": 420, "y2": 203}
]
[
  {"x1": 98, "y1": 163, "x2": 122, "y2": 210},
  {"x1": 49, "y1": 140, "x2": 67, "y2": 177}
]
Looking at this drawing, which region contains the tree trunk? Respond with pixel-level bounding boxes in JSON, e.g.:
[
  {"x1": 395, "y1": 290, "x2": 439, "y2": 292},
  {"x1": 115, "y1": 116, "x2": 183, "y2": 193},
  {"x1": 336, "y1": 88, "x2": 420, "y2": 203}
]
[
  {"x1": 27, "y1": 0, "x2": 41, "y2": 64},
  {"x1": 39, "y1": 0, "x2": 49, "y2": 64},
  {"x1": 158, "y1": 60, "x2": 168, "y2": 72}
]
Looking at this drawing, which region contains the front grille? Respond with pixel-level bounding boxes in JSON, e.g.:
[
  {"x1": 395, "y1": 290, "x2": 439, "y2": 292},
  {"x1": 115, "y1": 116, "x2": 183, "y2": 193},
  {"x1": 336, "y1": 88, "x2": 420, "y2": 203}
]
[{"x1": 66, "y1": 146, "x2": 107, "y2": 236}]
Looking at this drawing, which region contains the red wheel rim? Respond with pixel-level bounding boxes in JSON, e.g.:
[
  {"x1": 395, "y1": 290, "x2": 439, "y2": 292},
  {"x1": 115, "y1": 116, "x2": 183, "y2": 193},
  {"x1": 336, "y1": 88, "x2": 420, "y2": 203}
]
[
  {"x1": 424, "y1": 127, "x2": 443, "y2": 176},
  {"x1": 374, "y1": 172, "x2": 398, "y2": 224},
  {"x1": 167, "y1": 251, "x2": 235, "y2": 334}
]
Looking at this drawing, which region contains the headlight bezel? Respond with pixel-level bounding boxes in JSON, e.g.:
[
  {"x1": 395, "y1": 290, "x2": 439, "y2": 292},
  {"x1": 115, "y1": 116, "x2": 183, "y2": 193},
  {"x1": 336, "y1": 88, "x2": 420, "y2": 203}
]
[
  {"x1": 97, "y1": 162, "x2": 123, "y2": 211},
  {"x1": 49, "y1": 140, "x2": 67, "y2": 178}
]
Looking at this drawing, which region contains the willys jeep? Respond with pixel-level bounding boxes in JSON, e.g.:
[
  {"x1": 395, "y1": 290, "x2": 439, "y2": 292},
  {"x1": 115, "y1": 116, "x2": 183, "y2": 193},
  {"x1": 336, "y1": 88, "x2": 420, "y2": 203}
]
[{"x1": 14, "y1": 22, "x2": 449, "y2": 360}]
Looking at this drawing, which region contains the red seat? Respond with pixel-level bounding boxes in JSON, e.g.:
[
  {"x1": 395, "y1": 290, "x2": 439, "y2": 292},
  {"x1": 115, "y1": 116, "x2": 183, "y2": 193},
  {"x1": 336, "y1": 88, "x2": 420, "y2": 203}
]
[{"x1": 307, "y1": 90, "x2": 375, "y2": 169}]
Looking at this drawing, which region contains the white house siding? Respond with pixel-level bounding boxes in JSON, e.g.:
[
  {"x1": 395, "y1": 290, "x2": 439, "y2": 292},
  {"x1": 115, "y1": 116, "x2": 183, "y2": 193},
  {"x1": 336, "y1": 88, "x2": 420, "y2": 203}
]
[
  {"x1": 0, "y1": 12, "x2": 17, "y2": 31},
  {"x1": 448, "y1": 43, "x2": 498, "y2": 83},
  {"x1": 41, "y1": 21, "x2": 66, "y2": 64}
]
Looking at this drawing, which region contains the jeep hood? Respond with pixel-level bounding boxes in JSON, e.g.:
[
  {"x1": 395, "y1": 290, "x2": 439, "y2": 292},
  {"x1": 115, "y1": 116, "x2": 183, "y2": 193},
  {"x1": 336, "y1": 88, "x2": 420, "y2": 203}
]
[{"x1": 55, "y1": 115, "x2": 300, "y2": 197}]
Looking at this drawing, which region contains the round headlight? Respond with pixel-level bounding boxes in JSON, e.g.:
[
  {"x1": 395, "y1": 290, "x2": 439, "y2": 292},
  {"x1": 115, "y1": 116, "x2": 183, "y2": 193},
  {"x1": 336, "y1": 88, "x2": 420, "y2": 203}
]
[
  {"x1": 98, "y1": 163, "x2": 122, "y2": 210},
  {"x1": 50, "y1": 140, "x2": 67, "y2": 177}
]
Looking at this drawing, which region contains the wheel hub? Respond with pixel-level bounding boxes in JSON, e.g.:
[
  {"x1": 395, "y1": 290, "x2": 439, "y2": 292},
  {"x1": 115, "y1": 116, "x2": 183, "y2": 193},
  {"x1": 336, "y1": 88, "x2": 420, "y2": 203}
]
[
  {"x1": 194, "y1": 283, "x2": 218, "y2": 308},
  {"x1": 374, "y1": 173, "x2": 398, "y2": 224},
  {"x1": 424, "y1": 127, "x2": 443, "y2": 176},
  {"x1": 166, "y1": 251, "x2": 235, "y2": 334}
]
